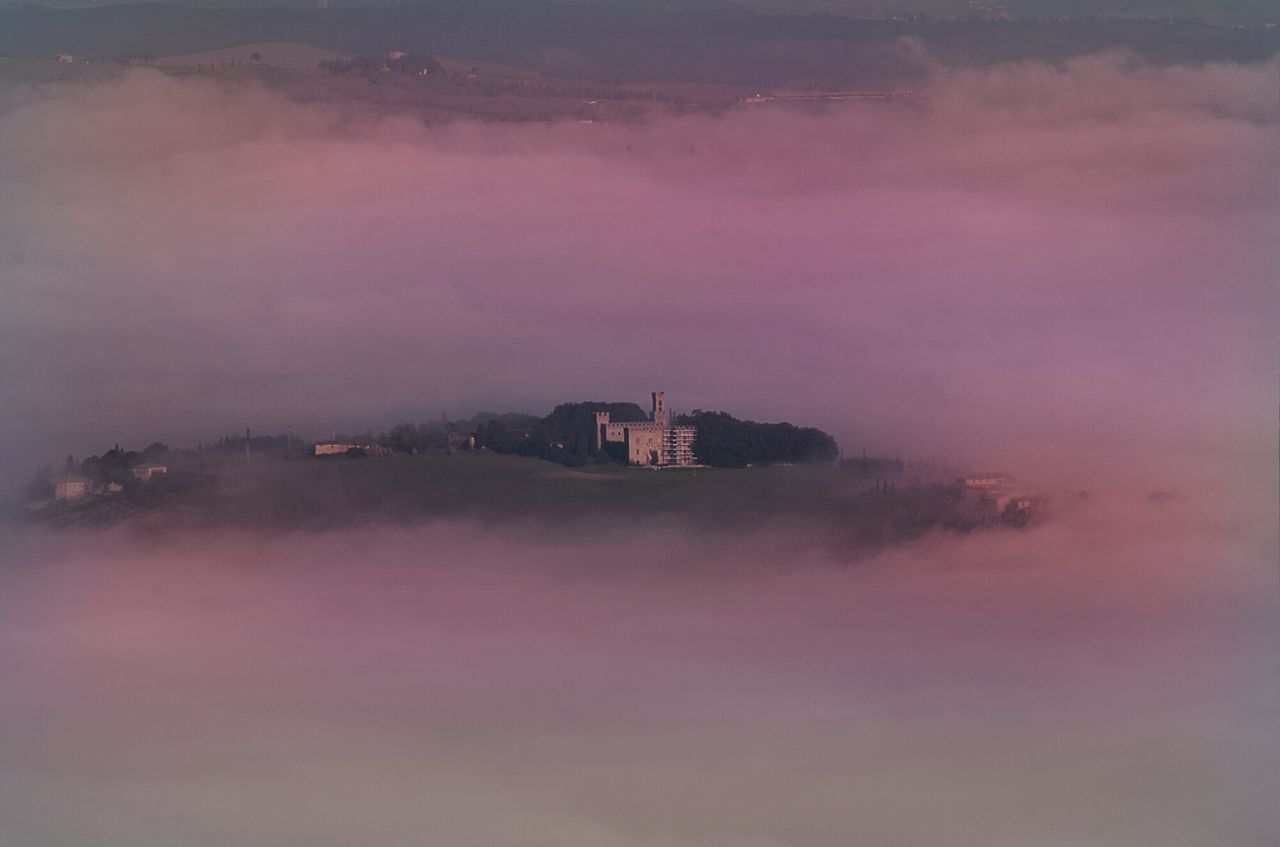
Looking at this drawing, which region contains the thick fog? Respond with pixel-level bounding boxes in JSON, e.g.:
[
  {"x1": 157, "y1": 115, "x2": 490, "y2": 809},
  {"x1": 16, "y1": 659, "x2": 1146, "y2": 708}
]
[
  {"x1": 1, "y1": 493, "x2": 1276, "y2": 846},
  {"x1": 1, "y1": 53, "x2": 1276, "y2": 487},
  {"x1": 0, "y1": 49, "x2": 1276, "y2": 844}
]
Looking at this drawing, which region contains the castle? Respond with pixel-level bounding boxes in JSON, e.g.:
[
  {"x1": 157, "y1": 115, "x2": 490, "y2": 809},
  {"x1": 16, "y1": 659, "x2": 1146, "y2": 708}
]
[{"x1": 595, "y1": 392, "x2": 697, "y2": 467}]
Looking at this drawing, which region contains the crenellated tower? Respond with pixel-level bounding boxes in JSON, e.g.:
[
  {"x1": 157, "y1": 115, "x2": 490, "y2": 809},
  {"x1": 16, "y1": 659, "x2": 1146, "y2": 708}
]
[{"x1": 651, "y1": 391, "x2": 668, "y2": 427}]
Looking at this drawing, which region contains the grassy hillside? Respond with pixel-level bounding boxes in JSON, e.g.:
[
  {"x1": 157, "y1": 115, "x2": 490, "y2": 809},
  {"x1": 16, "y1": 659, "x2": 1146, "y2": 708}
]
[
  {"x1": 13, "y1": 451, "x2": 959, "y2": 552},
  {"x1": 154, "y1": 41, "x2": 350, "y2": 68}
]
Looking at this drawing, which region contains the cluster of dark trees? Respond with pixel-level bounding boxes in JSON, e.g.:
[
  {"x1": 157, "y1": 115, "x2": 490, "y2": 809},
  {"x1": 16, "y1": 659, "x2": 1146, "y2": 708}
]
[
  {"x1": 345, "y1": 406, "x2": 604, "y2": 465},
  {"x1": 676, "y1": 410, "x2": 839, "y2": 468},
  {"x1": 468, "y1": 413, "x2": 539, "y2": 455},
  {"x1": 464, "y1": 403, "x2": 841, "y2": 469},
  {"x1": 206, "y1": 432, "x2": 294, "y2": 455},
  {"x1": 544, "y1": 402, "x2": 646, "y2": 456},
  {"x1": 319, "y1": 52, "x2": 445, "y2": 79},
  {"x1": 376, "y1": 423, "x2": 441, "y2": 454},
  {"x1": 366, "y1": 413, "x2": 534, "y2": 455},
  {"x1": 467, "y1": 402, "x2": 647, "y2": 467},
  {"x1": 79, "y1": 442, "x2": 163, "y2": 481},
  {"x1": 23, "y1": 441, "x2": 172, "y2": 500}
]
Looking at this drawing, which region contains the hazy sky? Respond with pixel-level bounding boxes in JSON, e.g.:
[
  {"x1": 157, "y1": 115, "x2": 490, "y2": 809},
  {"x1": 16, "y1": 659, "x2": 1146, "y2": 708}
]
[
  {"x1": 0, "y1": 52, "x2": 1276, "y2": 487},
  {"x1": 15, "y1": 1, "x2": 1279, "y2": 24}
]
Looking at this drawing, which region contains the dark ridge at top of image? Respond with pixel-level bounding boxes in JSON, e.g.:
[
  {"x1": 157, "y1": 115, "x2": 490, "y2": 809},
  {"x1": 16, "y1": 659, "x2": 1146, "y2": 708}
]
[{"x1": 2, "y1": 1, "x2": 1275, "y2": 88}]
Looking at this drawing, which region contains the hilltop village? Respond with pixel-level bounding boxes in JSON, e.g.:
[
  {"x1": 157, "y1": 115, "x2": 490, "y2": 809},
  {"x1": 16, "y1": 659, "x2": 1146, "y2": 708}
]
[
  {"x1": 13, "y1": 391, "x2": 1049, "y2": 534},
  {"x1": 314, "y1": 392, "x2": 699, "y2": 468},
  {"x1": 305, "y1": 391, "x2": 840, "y2": 471}
]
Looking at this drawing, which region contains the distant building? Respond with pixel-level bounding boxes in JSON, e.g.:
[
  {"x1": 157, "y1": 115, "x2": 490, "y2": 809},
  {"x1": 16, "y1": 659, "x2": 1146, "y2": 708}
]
[
  {"x1": 131, "y1": 463, "x2": 168, "y2": 481},
  {"x1": 55, "y1": 54, "x2": 75, "y2": 64},
  {"x1": 664, "y1": 425, "x2": 697, "y2": 467},
  {"x1": 54, "y1": 475, "x2": 92, "y2": 500},
  {"x1": 314, "y1": 442, "x2": 359, "y2": 456},
  {"x1": 447, "y1": 431, "x2": 475, "y2": 452},
  {"x1": 313, "y1": 442, "x2": 391, "y2": 458},
  {"x1": 596, "y1": 391, "x2": 697, "y2": 467},
  {"x1": 957, "y1": 473, "x2": 1044, "y2": 523},
  {"x1": 960, "y1": 473, "x2": 1014, "y2": 492}
]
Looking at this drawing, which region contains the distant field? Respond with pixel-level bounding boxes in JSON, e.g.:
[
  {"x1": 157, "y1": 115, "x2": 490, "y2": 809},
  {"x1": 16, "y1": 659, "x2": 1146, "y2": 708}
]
[
  {"x1": 0, "y1": 56, "x2": 125, "y2": 85},
  {"x1": 435, "y1": 55, "x2": 546, "y2": 80},
  {"x1": 154, "y1": 42, "x2": 351, "y2": 69},
  {"x1": 0, "y1": 52, "x2": 746, "y2": 123},
  {"x1": 12, "y1": 451, "x2": 950, "y2": 553}
]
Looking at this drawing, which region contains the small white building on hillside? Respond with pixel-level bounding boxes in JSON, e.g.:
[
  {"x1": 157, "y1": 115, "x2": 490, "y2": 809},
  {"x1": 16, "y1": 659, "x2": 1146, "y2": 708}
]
[
  {"x1": 313, "y1": 442, "x2": 391, "y2": 457},
  {"x1": 131, "y1": 463, "x2": 168, "y2": 481},
  {"x1": 314, "y1": 442, "x2": 359, "y2": 456},
  {"x1": 54, "y1": 475, "x2": 92, "y2": 500}
]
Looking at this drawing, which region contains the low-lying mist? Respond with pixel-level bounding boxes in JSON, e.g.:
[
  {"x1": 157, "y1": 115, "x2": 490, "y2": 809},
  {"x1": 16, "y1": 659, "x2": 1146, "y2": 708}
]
[
  {"x1": 0, "y1": 42, "x2": 1276, "y2": 847},
  {"x1": 1, "y1": 491, "x2": 1276, "y2": 845},
  {"x1": 1, "y1": 53, "x2": 1276, "y2": 488}
]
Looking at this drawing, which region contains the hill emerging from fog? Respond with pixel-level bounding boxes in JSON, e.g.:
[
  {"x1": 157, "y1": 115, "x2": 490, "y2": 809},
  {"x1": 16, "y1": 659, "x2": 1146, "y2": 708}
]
[
  {"x1": 10, "y1": 1, "x2": 1278, "y2": 27},
  {"x1": 12, "y1": 451, "x2": 1001, "y2": 550}
]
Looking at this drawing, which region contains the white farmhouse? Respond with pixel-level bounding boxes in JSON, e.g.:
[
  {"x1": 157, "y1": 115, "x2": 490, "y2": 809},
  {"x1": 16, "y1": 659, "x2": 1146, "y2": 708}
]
[
  {"x1": 54, "y1": 474, "x2": 92, "y2": 500},
  {"x1": 131, "y1": 463, "x2": 168, "y2": 481}
]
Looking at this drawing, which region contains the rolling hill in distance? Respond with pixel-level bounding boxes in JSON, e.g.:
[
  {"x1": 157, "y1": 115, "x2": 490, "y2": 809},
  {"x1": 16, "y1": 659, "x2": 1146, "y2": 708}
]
[
  {"x1": 2, "y1": 1, "x2": 1275, "y2": 89},
  {"x1": 6, "y1": 1, "x2": 1277, "y2": 27}
]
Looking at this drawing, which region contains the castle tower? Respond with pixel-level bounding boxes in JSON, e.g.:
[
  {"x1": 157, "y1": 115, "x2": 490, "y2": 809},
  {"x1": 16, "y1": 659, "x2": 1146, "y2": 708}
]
[
  {"x1": 594, "y1": 410, "x2": 611, "y2": 450},
  {"x1": 651, "y1": 391, "x2": 668, "y2": 427}
]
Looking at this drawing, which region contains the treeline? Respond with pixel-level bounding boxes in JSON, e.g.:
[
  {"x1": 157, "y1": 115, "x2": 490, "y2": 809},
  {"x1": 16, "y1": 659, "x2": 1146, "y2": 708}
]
[
  {"x1": 79, "y1": 442, "x2": 167, "y2": 480},
  {"x1": 356, "y1": 413, "x2": 531, "y2": 455},
  {"x1": 341, "y1": 403, "x2": 841, "y2": 469},
  {"x1": 207, "y1": 433, "x2": 293, "y2": 454},
  {"x1": 676, "y1": 410, "x2": 839, "y2": 468},
  {"x1": 472, "y1": 402, "x2": 648, "y2": 467},
  {"x1": 374, "y1": 422, "x2": 451, "y2": 454},
  {"x1": 840, "y1": 452, "x2": 905, "y2": 475},
  {"x1": 359, "y1": 403, "x2": 645, "y2": 466}
]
